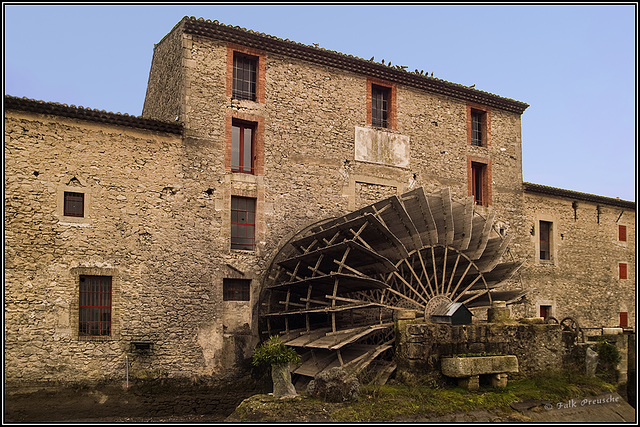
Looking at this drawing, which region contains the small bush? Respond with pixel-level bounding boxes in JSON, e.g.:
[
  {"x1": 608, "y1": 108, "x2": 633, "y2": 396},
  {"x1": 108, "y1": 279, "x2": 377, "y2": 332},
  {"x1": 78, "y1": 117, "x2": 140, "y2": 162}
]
[
  {"x1": 594, "y1": 339, "x2": 621, "y2": 367},
  {"x1": 251, "y1": 335, "x2": 301, "y2": 367}
]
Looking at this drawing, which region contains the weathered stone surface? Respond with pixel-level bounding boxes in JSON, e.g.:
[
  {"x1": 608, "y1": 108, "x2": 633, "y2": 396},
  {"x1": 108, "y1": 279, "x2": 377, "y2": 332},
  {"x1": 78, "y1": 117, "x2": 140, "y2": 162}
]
[
  {"x1": 271, "y1": 363, "x2": 297, "y2": 398},
  {"x1": 3, "y1": 17, "x2": 634, "y2": 391},
  {"x1": 396, "y1": 321, "x2": 566, "y2": 379},
  {"x1": 441, "y1": 355, "x2": 519, "y2": 378},
  {"x1": 306, "y1": 367, "x2": 359, "y2": 402}
]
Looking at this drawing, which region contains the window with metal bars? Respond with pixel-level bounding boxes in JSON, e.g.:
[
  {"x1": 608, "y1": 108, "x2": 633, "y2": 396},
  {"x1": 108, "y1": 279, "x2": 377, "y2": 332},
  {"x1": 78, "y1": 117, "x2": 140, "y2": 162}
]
[
  {"x1": 64, "y1": 192, "x2": 84, "y2": 217},
  {"x1": 231, "y1": 120, "x2": 255, "y2": 174},
  {"x1": 539, "y1": 221, "x2": 552, "y2": 261},
  {"x1": 232, "y1": 53, "x2": 257, "y2": 101},
  {"x1": 471, "y1": 110, "x2": 484, "y2": 146},
  {"x1": 231, "y1": 196, "x2": 256, "y2": 251},
  {"x1": 371, "y1": 84, "x2": 389, "y2": 128},
  {"x1": 223, "y1": 278, "x2": 251, "y2": 301},
  {"x1": 79, "y1": 275, "x2": 111, "y2": 337}
]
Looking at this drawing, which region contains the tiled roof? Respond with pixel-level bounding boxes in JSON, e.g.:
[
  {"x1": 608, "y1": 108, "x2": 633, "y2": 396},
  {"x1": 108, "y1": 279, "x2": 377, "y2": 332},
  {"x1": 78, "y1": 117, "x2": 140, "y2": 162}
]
[
  {"x1": 180, "y1": 16, "x2": 530, "y2": 114},
  {"x1": 4, "y1": 95, "x2": 183, "y2": 135},
  {"x1": 523, "y1": 182, "x2": 635, "y2": 209}
]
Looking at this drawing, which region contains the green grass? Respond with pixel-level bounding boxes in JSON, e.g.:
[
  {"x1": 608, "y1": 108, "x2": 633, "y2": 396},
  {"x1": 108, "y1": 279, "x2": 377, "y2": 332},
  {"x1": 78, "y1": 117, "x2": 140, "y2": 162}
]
[
  {"x1": 330, "y1": 371, "x2": 616, "y2": 422},
  {"x1": 230, "y1": 370, "x2": 618, "y2": 422}
]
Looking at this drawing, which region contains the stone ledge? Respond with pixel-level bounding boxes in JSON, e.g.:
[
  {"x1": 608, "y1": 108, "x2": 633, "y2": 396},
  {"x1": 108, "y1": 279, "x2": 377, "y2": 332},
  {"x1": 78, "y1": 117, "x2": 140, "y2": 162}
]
[{"x1": 441, "y1": 355, "x2": 519, "y2": 378}]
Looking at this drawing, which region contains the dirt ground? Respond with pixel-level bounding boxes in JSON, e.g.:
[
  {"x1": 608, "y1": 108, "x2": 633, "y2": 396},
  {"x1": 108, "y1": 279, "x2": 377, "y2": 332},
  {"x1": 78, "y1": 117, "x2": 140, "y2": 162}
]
[
  {"x1": 4, "y1": 384, "x2": 636, "y2": 423},
  {"x1": 3, "y1": 380, "x2": 264, "y2": 423}
]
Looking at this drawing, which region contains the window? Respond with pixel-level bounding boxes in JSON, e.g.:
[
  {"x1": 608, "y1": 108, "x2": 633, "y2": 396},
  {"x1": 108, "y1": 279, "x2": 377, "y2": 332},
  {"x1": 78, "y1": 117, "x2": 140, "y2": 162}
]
[
  {"x1": 231, "y1": 196, "x2": 256, "y2": 251},
  {"x1": 371, "y1": 84, "x2": 389, "y2": 128},
  {"x1": 620, "y1": 312, "x2": 628, "y2": 328},
  {"x1": 64, "y1": 192, "x2": 84, "y2": 217},
  {"x1": 471, "y1": 162, "x2": 487, "y2": 206},
  {"x1": 470, "y1": 110, "x2": 484, "y2": 146},
  {"x1": 367, "y1": 79, "x2": 395, "y2": 130},
  {"x1": 539, "y1": 305, "x2": 552, "y2": 320},
  {"x1": 223, "y1": 278, "x2": 251, "y2": 301},
  {"x1": 619, "y1": 263, "x2": 628, "y2": 280},
  {"x1": 618, "y1": 225, "x2": 627, "y2": 242},
  {"x1": 231, "y1": 120, "x2": 255, "y2": 174},
  {"x1": 539, "y1": 221, "x2": 552, "y2": 261},
  {"x1": 232, "y1": 53, "x2": 257, "y2": 101},
  {"x1": 79, "y1": 275, "x2": 111, "y2": 337},
  {"x1": 467, "y1": 104, "x2": 490, "y2": 147}
]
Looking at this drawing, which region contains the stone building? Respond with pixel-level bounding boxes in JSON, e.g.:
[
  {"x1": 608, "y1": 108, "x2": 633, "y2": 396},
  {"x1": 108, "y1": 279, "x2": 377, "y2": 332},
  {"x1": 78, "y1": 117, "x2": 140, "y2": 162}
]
[{"x1": 4, "y1": 16, "x2": 635, "y2": 388}]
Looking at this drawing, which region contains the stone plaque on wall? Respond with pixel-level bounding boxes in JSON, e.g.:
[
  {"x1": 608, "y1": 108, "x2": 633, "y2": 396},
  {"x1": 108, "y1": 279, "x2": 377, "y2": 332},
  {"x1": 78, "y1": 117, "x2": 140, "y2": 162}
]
[{"x1": 354, "y1": 126, "x2": 410, "y2": 168}]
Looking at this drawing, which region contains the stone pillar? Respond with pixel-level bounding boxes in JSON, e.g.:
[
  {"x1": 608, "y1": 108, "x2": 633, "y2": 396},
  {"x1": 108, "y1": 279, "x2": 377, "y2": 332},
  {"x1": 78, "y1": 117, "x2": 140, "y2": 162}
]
[
  {"x1": 487, "y1": 301, "x2": 511, "y2": 323},
  {"x1": 458, "y1": 375, "x2": 479, "y2": 391},
  {"x1": 491, "y1": 373, "x2": 508, "y2": 388},
  {"x1": 271, "y1": 363, "x2": 297, "y2": 398}
]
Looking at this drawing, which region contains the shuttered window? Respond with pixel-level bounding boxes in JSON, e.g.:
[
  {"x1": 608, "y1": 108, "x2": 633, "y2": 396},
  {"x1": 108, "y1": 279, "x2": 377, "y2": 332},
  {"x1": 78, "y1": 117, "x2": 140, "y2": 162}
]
[
  {"x1": 620, "y1": 312, "x2": 628, "y2": 328},
  {"x1": 64, "y1": 192, "x2": 84, "y2": 217},
  {"x1": 618, "y1": 225, "x2": 627, "y2": 242},
  {"x1": 619, "y1": 263, "x2": 628, "y2": 280}
]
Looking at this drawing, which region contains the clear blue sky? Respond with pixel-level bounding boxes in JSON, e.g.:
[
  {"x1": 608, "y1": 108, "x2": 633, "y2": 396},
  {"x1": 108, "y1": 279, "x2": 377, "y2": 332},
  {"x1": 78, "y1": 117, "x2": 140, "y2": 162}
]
[{"x1": 4, "y1": 3, "x2": 637, "y2": 201}]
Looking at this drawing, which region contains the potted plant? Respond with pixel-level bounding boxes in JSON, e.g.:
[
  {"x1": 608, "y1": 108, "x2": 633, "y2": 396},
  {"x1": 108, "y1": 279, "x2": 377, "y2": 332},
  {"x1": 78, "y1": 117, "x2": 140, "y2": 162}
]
[{"x1": 252, "y1": 335, "x2": 301, "y2": 398}]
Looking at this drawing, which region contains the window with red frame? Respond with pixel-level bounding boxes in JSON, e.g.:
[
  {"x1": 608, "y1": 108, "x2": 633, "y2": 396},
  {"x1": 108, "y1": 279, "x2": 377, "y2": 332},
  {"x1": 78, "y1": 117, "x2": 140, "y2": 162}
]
[
  {"x1": 231, "y1": 196, "x2": 256, "y2": 251},
  {"x1": 232, "y1": 53, "x2": 257, "y2": 101},
  {"x1": 371, "y1": 84, "x2": 389, "y2": 128},
  {"x1": 619, "y1": 263, "x2": 628, "y2": 280},
  {"x1": 79, "y1": 275, "x2": 111, "y2": 337},
  {"x1": 223, "y1": 278, "x2": 251, "y2": 301},
  {"x1": 470, "y1": 110, "x2": 485, "y2": 146},
  {"x1": 64, "y1": 192, "x2": 84, "y2": 217},
  {"x1": 231, "y1": 120, "x2": 255, "y2": 174},
  {"x1": 471, "y1": 162, "x2": 487, "y2": 206},
  {"x1": 618, "y1": 224, "x2": 627, "y2": 242}
]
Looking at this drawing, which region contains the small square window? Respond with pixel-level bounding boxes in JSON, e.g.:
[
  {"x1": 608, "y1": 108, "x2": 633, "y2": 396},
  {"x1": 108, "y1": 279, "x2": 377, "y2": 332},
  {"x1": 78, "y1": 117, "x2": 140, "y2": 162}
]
[
  {"x1": 233, "y1": 53, "x2": 257, "y2": 101},
  {"x1": 539, "y1": 305, "x2": 552, "y2": 320},
  {"x1": 223, "y1": 278, "x2": 251, "y2": 301},
  {"x1": 64, "y1": 192, "x2": 85, "y2": 217}
]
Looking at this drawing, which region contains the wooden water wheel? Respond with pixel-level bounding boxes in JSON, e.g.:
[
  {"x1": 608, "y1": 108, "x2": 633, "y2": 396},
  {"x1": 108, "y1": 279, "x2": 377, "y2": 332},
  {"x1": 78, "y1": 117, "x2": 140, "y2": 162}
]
[{"x1": 259, "y1": 187, "x2": 526, "y2": 383}]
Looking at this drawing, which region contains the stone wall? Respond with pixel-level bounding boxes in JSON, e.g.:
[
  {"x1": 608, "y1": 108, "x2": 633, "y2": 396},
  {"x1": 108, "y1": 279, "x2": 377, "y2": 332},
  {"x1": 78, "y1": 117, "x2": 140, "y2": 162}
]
[
  {"x1": 3, "y1": 18, "x2": 634, "y2": 389},
  {"x1": 395, "y1": 320, "x2": 568, "y2": 381},
  {"x1": 4, "y1": 110, "x2": 262, "y2": 386},
  {"x1": 517, "y1": 190, "x2": 635, "y2": 327}
]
